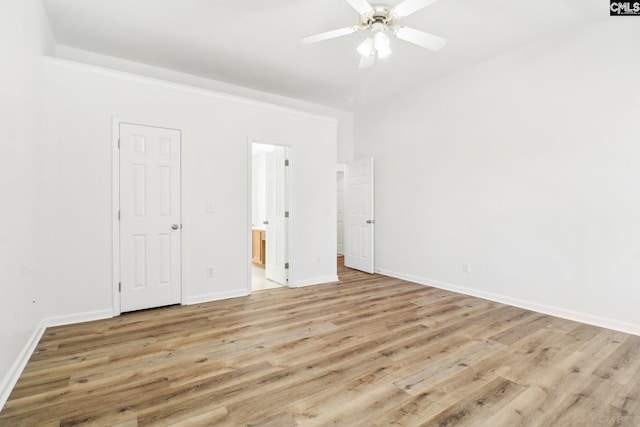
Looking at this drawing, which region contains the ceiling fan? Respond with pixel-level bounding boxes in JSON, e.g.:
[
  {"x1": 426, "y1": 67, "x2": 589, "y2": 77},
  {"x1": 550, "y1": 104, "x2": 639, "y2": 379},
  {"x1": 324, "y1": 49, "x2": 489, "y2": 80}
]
[{"x1": 301, "y1": 0, "x2": 446, "y2": 69}]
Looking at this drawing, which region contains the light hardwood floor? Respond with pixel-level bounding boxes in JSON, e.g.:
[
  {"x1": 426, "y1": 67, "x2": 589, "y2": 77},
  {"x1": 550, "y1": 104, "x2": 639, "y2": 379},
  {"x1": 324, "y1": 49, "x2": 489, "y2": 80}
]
[{"x1": 2, "y1": 268, "x2": 639, "y2": 426}]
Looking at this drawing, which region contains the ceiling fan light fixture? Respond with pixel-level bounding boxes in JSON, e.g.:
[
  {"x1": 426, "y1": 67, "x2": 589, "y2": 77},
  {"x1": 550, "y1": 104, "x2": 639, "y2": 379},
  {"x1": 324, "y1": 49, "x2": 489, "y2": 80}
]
[
  {"x1": 357, "y1": 37, "x2": 375, "y2": 57},
  {"x1": 301, "y1": 0, "x2": 447, "y2": 68},
  {"x1": 373, "y1": 31, "x2": 389, "y2": 49},
  {"x1": 373, "y1": 31, "x2": 391, "y2": 58},
  {"x1": 376, "y1": 42, "x2": 392, "y2": 59}
]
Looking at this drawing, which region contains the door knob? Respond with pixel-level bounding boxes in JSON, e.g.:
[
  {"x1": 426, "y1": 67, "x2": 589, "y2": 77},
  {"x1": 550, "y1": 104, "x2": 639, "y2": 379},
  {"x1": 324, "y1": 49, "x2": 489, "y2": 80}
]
[
  {"x1": 263, "y1": 221, "x2": 269, "y2": 225},
  {"x1": 171, "y1": 224, "x2": 179, "y2": 230},
  {"x1": 366, "y1": 220, "x2": 375, "y2": 224}
]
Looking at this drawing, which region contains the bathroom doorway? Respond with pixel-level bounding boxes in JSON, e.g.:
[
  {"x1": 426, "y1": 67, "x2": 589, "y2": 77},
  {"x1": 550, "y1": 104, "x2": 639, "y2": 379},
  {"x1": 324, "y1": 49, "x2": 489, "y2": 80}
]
[{"x1": 250, "y1": 142, "x2": 290, "y2": 291}]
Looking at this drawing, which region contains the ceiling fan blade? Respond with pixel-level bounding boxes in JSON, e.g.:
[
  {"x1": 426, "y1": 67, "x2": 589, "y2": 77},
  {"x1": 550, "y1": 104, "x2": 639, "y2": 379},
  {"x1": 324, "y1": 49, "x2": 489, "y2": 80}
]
[
  {"x1": 358, "y1": 53, "x2": 376, "y2": 69},
  {"x1": 301, "y1": 26, "x2": 360, "y2": 44},
  {"x1": 392, "y1": 0, "x2": 440, "y2": 18},
  {"x1": 345, "y1": 0, "x2": 374, "y2": 15},
  {"x1": 393, "y1": 26, "x2": 447, "y2": 51}
]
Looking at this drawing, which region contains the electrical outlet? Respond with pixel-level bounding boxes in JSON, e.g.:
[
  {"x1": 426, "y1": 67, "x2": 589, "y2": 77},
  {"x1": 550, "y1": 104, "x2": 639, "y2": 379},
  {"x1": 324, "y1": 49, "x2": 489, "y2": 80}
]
[
  {"x1": 207, "y1": 267, "x2": 215, "y2": 277},
  {"x1": 463, "y1": 263, "x2": 471, "y2": 273}
]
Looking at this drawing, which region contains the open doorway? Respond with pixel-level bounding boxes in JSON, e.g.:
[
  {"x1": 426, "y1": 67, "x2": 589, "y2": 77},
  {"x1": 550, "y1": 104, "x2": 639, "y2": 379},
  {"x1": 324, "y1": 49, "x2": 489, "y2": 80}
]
[
  {"x1": 344, "y1": 158, "x2": 375, "y2": 273},
  {"x1": 250, "y1": 142, "x2": 290, "y2": 291}
]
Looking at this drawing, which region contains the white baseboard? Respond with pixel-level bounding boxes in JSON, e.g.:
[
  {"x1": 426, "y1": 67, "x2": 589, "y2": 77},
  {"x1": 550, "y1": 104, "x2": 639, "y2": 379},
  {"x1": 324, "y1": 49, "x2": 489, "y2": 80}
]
[
  {"x1": 0, "y1": 319, "x2": 47, "y2": 410},
  {"x1": 185, "y1": 289, "x2": 250, "y2": 305},
  {"x1": 290, "y1": 275, "x2": 339, "y2": 288},
  {"x1": 46, "y1": 309, "x2": 114, "y2": 328},
  {"x1": 375, "y1": 267, "x2": 640, "y2": 337}
]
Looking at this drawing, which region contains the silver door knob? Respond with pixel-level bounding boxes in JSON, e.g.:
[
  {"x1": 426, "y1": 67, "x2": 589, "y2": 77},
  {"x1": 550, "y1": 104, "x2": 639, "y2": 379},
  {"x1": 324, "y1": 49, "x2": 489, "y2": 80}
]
[
  {"x1": 263, "y1": 221, "x2": 269, "y2": 225},
  {"x1": 171, "y1": 224, "x2": 179, "y2": 230},
  {"x1": 366, "y1": 220, "x2": 375, "y2": 224}
]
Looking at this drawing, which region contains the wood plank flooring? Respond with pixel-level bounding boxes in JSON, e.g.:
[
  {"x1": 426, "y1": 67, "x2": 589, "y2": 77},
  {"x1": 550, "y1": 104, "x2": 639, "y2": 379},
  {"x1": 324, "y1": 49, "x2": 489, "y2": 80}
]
[{"x1": 2, "y1": 268, "x2": 639, "y2": 426}]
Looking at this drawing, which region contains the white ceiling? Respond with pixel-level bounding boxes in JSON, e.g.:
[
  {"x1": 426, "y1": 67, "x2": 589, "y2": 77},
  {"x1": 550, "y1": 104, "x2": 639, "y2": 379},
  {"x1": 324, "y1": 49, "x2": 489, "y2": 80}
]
[{"x1": 42, "y1": 0, "x2": 605, "y2": 111}]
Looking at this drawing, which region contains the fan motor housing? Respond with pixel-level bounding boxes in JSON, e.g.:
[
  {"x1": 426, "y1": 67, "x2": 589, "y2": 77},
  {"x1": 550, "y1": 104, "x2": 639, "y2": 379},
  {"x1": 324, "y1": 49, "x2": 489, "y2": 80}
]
[{"x1": 359, "y1": 5, "x2": 397, "y2": 29}]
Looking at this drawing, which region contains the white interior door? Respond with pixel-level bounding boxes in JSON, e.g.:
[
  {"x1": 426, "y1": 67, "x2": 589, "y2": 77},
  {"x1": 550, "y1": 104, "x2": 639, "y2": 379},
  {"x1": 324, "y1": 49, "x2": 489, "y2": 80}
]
[
  {"x1": 337, "y1": 170, "x2": 345, "y2": 255},
  {"x1": 345, "y1": 158, "x2": 374, "y2": 273},
  {"x1": 120, "y1": 123, "x2": 181, "y2": 312},
  {"x1": 265, "y1": 147, "x2": 288, "y2": 284}
]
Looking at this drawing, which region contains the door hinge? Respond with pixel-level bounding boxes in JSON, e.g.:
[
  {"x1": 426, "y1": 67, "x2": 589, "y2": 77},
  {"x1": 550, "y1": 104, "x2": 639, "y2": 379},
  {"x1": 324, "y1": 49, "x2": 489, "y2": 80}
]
[
  {"x1": 118, "y1": 211, "x2": 120, "y2": 221},
  {"x1": 285, "y1": 159, "x2": 289, "y2": 167},
  {"x1": 285, "y1": 262, "x2": 289, "y2": 269},
  {"x1": 118, "y1": 138, "x2": 120, "y2": 149},
  {"x1": 118, "y1": 282, "x2": 121, "y2": 292},
  {"x1": 285, "y1": 211, "x2": 289, "y2": 218}
]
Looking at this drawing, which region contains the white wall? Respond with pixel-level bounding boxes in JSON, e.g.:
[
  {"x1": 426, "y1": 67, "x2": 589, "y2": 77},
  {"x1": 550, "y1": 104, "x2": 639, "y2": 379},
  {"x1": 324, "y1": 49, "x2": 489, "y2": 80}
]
[
  {"x1": 0, "y1": 0, "x2": 55, "y2": 407},
  {"x1": 40, "y1": 59, "x2": 338, "y2": 319},
  {"x1": 55, "y1": 46, "x2": 355, "y2": 163},
  {"x1": 355, "y1": 20, "x2": 640, "y2": 334}
]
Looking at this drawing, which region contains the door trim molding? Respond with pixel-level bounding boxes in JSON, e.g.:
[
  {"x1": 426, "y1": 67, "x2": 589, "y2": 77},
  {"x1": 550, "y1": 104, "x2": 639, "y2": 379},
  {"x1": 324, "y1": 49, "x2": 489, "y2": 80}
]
[
  {"x1": 111, "y1": 118, "x2": 120, "y2": 316},
  {"x1": 111, "y1": 118, "x2": 185, "y2": 316}
]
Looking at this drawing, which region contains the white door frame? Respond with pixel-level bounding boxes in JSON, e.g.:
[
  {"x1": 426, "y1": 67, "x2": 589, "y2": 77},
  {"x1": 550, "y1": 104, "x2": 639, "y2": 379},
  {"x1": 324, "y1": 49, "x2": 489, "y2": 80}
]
[
  {"x1": 246, "y1": 137, "x2": 293, "y2": 292},
  {"x1": 112, "y1": 118, "x2": 185, "y2": 316}
]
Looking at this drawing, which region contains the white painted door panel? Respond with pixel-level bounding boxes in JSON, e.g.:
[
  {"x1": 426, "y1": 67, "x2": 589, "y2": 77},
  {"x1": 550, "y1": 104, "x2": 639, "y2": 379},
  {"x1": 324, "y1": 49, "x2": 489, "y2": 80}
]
[
  {"x1": 265, "y1": 147, "x2": 288, "y2": 284},
  {"x1": 120, "y1": 123, "x2": 181, "y2": 312},
  {"x1": 345, "y1": 158, "x2": 374, "y2": 273},
  {"x1": 337, "y1": 171, "x2": 345, "y2": 255}
]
